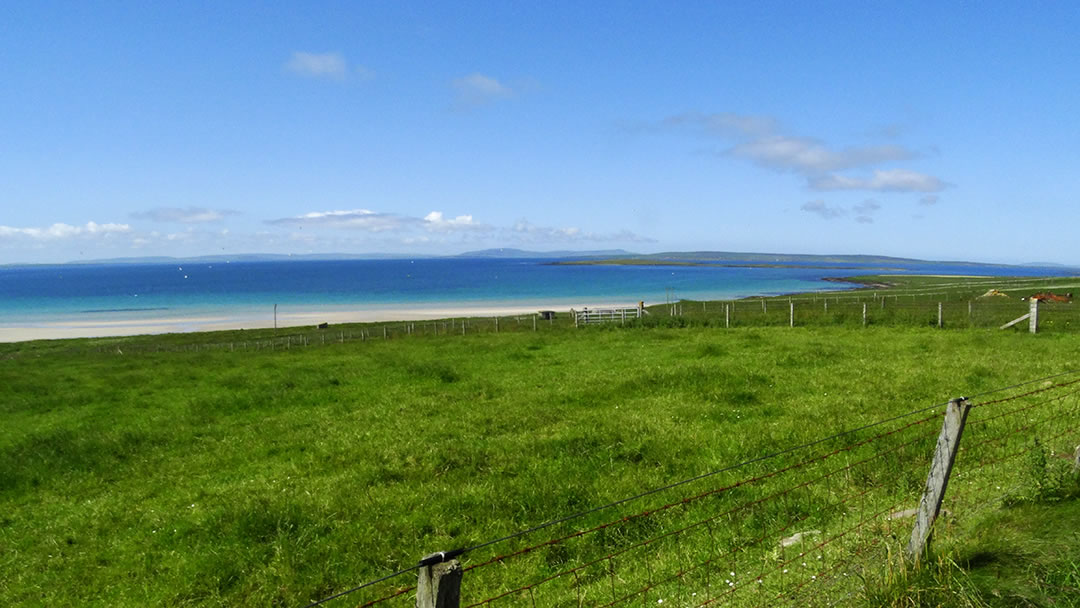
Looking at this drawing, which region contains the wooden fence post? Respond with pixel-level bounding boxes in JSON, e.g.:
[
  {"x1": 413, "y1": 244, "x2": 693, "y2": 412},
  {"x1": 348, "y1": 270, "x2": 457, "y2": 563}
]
[
  {"x1": 862, "y1": 303, "x2": 867, "y2": 327},
  {"x1": 416, "y1": 553, "x2": 462, "y2": 608},
  {"x1": 1029, "y1": 298, "x2": 1039, "y2": 334},
  {"x1": 533, "y1": 315, "x2": 537, "y2": 331},
  {"x1": 906, "y1": 398, "x2": 972, "y2": 562},
  {"x1": 1073, "y1": 444, "x2": 1080, "y2": 473},
  {"x1": 725, "y1": 304, "x2": 730, "y2": 328},
  {"x1": 789, "y1": 301, "x2": 794, "y2": 328},
  {"x1": 938, "y1": 302, "x2": 943, "y2": 328}
]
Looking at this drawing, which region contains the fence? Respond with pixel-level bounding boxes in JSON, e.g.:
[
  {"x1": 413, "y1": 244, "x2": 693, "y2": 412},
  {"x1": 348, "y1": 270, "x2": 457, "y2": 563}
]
[
  {"x1": 22, "y1": 284, "x2": 1074, "y2": 360},
  {"x1": 304, "y1": 371, "x2": 1080, "y2": 608},
  {"x1": 654, "y1": 294, "x2": 1077, "y2": 333},
  {"x1": 573, "y1": 307, "x2": 643, "y2": 327}
]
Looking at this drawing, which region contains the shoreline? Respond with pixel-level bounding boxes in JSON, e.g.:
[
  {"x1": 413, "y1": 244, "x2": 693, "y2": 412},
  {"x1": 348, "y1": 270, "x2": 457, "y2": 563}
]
[{"x1": 0, "y1": 302, "x2": 628, "y2": 343}]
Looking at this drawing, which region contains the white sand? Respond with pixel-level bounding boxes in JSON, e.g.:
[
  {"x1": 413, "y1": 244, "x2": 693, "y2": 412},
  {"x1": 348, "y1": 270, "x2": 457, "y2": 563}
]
[{"x1": 0, "y1": 302, "x2": 622, "y2": 343}]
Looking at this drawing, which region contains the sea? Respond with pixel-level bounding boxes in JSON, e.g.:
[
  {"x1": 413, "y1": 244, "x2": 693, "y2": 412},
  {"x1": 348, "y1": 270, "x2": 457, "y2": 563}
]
[{"x1": 0, "y1": 257, "x2": 1075, "y2": 333}]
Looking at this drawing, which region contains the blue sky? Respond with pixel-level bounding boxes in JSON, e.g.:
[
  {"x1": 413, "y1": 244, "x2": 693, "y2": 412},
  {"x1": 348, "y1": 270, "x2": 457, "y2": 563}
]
[{"x1": 2, "y1": 2, "x2": 1078, "y2": 265}]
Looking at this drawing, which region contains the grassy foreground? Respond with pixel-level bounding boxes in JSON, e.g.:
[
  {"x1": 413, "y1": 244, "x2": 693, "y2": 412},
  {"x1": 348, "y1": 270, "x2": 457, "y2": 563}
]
[{"x1": 2, "y1": 276, "x2": 1080, "y2": 606}]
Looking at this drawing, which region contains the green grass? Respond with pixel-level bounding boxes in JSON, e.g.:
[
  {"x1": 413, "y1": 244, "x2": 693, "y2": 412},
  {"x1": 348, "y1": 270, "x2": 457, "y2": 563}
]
[{"x1": 2, "y1": 275, "x2": 1080, "y2": 607}]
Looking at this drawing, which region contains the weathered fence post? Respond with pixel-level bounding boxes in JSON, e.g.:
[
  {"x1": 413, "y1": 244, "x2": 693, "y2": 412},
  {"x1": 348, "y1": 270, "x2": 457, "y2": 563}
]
[
  {"x1": 1029, "y1": 298, "x2": 1039, "y2": 334},
  {"x1": 416, "y1": 552, "x2": 463, "y2": 608},
  {"x1": 862, "y1": 303, "x2": 867, "y2": 327},
  {"x1": 725, "y1": 304, "x2": 730, "y2": 328},
  {"x1": 906, "y1": 398, "x2": 972, "y2": 562},
  {"x1": 789, "y1": 301, "x2": 794, "y2": 328},
  {"x1": 533, "y1": 315, "x2": 537, "y2": 331},
  {"x1": 938, "y1": 302, "x2": 943, "y2": 328},
  {"x1": 1073, "y1": 444, "x2": 1080, "y2": 473}
]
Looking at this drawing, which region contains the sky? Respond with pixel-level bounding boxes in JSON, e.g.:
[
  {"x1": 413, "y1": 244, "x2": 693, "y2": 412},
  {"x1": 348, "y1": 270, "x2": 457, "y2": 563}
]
[{"x1": 2, "y1": 2, "x2": 1078, "y2": 265}]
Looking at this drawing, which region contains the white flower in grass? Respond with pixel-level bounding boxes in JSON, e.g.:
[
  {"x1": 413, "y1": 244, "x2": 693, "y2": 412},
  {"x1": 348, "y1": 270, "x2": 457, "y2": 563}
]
[{"x1": 657, "y1": 599, "x2": 663, "y2": 604}]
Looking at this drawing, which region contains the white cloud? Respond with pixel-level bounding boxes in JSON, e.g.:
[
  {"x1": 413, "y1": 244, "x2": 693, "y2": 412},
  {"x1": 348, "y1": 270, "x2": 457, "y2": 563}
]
[
  {"x1": 284, "y1": 51, "x2": 370, "y2": 80},
  {"x1": 809, "y1": 169, "x2": 948, "y2": 193},
  {"x1": 800, "y1": 200, "x2": 845, "y2": 220},
  {"x1": 660, "y1": 111, "x2": 949, "y2": 194},
  {"x1": 510, "y1": 220, "x2": 653, "y2": 243},
  {"x1": 0, "y1": 221, "x2": 130, "y2": 240},
  {"x1": 268, "y1": 209, "x2": 410, "y2": 232},
  {"x1": 131, "y1": 206, "x2": 236, "y2": 224},
  {"x1": 423, "y1": 211, "x2": 489, "y2": 232},
  {"x1": 453, "y1": 73, "x2": 513, "y2": 105},
  {"x1": 730, "y1": 136, "x2": 914, "y2": 173},
  {"x1": 267, "y1": 209, "x2": 651, "y2": 246}
]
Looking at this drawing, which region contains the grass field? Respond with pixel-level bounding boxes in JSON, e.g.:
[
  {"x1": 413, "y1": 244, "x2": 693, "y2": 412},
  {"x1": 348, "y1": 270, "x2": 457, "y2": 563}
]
[{"x1": 2, "y1": 275, "x2": 1079, "y2": 607}]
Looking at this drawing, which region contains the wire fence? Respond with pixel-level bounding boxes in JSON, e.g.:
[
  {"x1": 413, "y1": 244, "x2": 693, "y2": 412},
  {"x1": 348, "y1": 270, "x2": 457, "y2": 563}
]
[
  {"x1": 304, "y1": 371, "x2": 1080, "y2": 608},
  {"x1": 50, "y1": 294, "x2": 1075, "y2": 360}
]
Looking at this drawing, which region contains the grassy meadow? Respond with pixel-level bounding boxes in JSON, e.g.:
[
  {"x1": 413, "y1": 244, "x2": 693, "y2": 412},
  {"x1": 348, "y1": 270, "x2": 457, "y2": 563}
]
[{"x1": 2, "y1": 274, "x2": 1079, "y2": 607}]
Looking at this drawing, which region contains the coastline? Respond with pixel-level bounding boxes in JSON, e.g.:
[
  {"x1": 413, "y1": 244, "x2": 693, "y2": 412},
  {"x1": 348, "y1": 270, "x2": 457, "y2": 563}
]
[{"x1": 0, "y1": 302, "x2": 621, "y2": 343}]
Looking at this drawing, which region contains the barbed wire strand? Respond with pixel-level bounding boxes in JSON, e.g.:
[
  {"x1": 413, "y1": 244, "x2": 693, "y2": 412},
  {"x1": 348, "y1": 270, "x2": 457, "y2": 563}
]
[
  {"x1": 302, "y1": 370, "x2": 1078, "y2": 607},
  {"x1": 465, "y1": 425, "x2": 941, "y2": 608},
  {"x1": 463, "y1": 411, "x2": 940, "y2": 578}
]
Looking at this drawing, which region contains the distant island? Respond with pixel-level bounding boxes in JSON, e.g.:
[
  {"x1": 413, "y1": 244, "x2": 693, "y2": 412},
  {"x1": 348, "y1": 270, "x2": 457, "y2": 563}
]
[{"x1": 545, "y1": 251, "x2": 1052, "y2": 271}]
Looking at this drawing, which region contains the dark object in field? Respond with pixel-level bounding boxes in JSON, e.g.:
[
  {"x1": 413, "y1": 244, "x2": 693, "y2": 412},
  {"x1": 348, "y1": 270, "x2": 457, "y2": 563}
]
[
  {"x1": 538, "y1": 310, "x2": 556, "y2": 320},
  {"x1": 1029, "y1": 292, "x2": 1072, "y2": 303},
  {"x1": 318, "y1": 322, "x2": 329, "y2": 329}
]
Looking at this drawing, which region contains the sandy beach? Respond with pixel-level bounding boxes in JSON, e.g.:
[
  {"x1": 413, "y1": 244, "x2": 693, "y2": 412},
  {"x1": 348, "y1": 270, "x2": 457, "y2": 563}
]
[{"x1": 0, "y1": 302, "x2": 611, "y2": 343}]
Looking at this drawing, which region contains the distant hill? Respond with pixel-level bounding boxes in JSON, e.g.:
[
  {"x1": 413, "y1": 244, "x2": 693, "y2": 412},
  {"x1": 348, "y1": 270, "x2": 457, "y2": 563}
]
[
  {"x1": 618, "y1": 251, "x2": 1042, "y2": 267},
  {"x1": 630, "y1": 251, "x2": 931, "y2": 264},
  {"x1": 454, "y1": 248, "x2": 636, "y2": 259}
]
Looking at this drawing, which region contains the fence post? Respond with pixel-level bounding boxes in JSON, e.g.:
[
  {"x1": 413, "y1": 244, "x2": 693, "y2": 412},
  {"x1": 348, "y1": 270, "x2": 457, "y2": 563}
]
[
  {"x1": 1029, "y1": 298, "x2": 1039, "y2": 334},
  {"x1": 416, "y1": 553, "x2": 462, "y2": 608},
  {"x1": 725, "y1": 304, "x2": 730, "y2": 328},
  {"x1": 906, "y1": 398, "x2": 972, "y2": 562},
  {"x1": 533, "y1": 315, "x2": 537, "y2": 331},
  {"x1": 789, "y1": 301, "x2": 794, "y2": 327},
  {"x1": 938, "y1": 302, "x2": 943, "y2": 328},
  {"x1": 862, "y1": 303, "x2": 867, "y2": 327}
]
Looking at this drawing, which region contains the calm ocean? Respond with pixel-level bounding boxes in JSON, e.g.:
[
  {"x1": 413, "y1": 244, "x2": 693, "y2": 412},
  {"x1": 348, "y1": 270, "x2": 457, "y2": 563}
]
[{"x1": 0, "y1": 258, "x2": 1073, "y2": 327}]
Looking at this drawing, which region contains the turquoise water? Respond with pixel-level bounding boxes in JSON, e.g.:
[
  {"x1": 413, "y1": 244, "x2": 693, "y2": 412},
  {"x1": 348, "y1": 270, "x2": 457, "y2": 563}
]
[{"x1": 0, "y1": 257, "x2": 1072, "y2": 328}]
